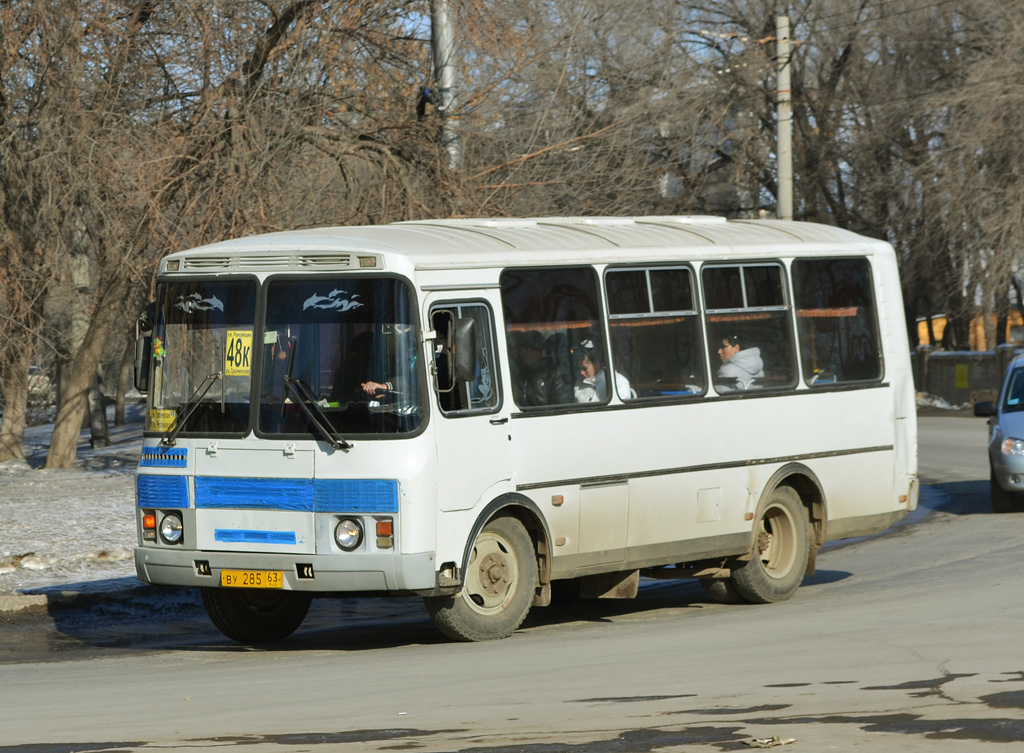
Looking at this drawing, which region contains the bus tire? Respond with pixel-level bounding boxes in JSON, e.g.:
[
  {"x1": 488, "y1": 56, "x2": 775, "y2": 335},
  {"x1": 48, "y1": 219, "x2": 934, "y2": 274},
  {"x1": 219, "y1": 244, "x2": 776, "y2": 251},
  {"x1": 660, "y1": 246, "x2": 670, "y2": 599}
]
[
  {"x1": 700, "y1": 577, "x2": 746, "y2": 604},
  {"x1": 201, "y1": 587, "x2": 312, "y2": 644},
  {"x1": 424, "y1": 516, "x2": 538, "y2": 642},
  {"x1": 990, "y1": 470, "x2": 1015, "y2": 513},
  {"x1": 730, "y1": 486, "x2": 810, "y2": 604}
]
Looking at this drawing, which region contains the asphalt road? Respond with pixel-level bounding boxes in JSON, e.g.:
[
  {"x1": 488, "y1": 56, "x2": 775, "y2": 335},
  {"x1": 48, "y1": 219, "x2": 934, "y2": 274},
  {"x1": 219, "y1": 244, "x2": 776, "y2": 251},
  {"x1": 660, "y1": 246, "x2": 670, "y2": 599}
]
[{"x1": 1, "y1": 414, "x2": 1021, "y2": 752}]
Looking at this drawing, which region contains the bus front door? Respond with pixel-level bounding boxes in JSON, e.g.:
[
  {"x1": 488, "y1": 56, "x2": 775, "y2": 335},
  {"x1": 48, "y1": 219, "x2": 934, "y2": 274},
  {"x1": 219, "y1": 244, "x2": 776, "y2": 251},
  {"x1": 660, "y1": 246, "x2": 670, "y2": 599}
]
[{"x1": 429, "y1": 299, "x2": 512, "y2": 514}]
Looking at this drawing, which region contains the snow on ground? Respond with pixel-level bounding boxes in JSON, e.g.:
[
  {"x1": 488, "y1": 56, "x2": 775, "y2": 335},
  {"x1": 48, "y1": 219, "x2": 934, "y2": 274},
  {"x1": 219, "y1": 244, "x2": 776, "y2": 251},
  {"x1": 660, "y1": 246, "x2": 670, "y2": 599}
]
[
  {"x1": 0, "y1": 405, "x2": 143, "y2": 595},
  {"x1": 916, "y1": 392, "x2": 972, "y2": 411}
]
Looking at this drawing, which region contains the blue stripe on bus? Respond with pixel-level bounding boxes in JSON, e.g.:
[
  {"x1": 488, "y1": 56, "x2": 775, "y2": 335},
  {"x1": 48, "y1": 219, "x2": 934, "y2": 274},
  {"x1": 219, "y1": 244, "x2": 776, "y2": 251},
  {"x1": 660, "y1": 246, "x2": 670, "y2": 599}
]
[
  {"x1": 214, "y1": 529, "x2": 297, "y2": 545},
  {"x1": 137, "y1": 474, "x2": 189, "y2": 508},
  {"x1": 195, "y1": 477, "x2": 314, "y2": 511},
  {"x1": 314, "y1": 479, "x2": 399, "y2": 513},
  {"x1": 139, "y1": 447, "x2": 188, "y2": 468},
  {"x1": 194, "y1": 477, "x2": 399, "y2": 513}
]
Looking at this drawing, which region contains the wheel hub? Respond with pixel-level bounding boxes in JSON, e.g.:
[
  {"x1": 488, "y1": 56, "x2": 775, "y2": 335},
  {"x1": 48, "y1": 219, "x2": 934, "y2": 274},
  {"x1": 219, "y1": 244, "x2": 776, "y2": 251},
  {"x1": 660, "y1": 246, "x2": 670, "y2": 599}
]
[{"x1": 478, "y1": 552, "x2": 510, "y2": 595}]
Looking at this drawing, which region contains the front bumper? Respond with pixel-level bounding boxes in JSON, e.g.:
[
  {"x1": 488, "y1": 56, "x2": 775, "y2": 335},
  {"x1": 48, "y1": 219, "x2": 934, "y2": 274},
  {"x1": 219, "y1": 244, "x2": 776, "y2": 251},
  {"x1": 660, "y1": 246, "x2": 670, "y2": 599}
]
[
  {"x1": 990, "y1": 448, "x2": 1024, "y2": 491},
  {"x1": 134, "y1": 547, "x2": 438, "y2": 593}
]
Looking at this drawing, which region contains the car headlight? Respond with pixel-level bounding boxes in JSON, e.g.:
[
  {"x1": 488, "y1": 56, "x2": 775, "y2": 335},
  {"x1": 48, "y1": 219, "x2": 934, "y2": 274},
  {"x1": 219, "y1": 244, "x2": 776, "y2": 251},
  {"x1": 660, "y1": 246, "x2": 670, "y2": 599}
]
[
  {"x1": 1001, "y1": 438, "x2": 1024, "y2": 456},
  {"x1": 159, "y1": 512, "x2": 184, "y2": 544},
  {"x1": 334, "y1": 518, "x2": 363, "y2": 551}
]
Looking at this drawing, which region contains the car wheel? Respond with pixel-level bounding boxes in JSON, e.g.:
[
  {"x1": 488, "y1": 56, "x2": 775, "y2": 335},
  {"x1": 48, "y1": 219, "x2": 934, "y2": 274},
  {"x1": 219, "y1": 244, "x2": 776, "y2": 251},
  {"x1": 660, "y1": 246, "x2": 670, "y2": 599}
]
[{"x1": 990, "y1": 469, "x2": 1016, "y2": 514}]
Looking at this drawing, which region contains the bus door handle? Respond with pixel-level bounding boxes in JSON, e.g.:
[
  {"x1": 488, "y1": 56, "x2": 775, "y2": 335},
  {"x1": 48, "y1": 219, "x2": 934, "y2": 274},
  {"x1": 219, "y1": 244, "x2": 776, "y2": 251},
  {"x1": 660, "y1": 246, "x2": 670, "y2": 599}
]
[{"x1": 490, "y1": 417, "x2": 509, "y2": 425}]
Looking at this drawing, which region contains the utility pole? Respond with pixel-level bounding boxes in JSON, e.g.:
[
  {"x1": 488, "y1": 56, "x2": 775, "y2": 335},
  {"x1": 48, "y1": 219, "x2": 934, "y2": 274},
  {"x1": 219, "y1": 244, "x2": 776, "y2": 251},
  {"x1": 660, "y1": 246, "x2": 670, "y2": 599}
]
[
  {"x1": 430, "y1": 0, "x2": 462, "y2": 170},
  {"x1": 776, "y1": 14, "x2": 793, "y2": 220}
]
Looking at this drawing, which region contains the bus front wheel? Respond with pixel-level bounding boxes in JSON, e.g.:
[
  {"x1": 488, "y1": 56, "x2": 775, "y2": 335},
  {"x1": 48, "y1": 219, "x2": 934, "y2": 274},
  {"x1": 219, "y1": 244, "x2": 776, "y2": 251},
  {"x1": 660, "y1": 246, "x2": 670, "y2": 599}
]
[
  {"x1": 730, "y1": 486, "x2": 810, "y2": 604},
  {"x1": 424, "y1": 516, "x2": 538, "y2": 641},
  {"x1": 201, "y1": 587, "x2": 312, "y2": 644}
]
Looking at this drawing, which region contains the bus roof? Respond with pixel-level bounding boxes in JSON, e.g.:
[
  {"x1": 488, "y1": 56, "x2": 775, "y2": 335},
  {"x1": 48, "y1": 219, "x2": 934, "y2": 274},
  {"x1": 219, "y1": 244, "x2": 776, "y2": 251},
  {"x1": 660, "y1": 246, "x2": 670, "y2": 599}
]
[{"x1": 161, "y1": 216, "x2": 888, "y2": 273}]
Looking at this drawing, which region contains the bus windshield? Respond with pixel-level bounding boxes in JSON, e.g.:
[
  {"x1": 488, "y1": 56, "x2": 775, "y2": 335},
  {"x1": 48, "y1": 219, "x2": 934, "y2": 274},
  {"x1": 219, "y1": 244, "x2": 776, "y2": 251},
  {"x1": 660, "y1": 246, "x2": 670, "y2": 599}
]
[
  {"x1": 147, "y1": 279, "x2": 258, "y2": 435},
  {"x1": 258, "y1": 277, "x2": 423, "y2": 437}
]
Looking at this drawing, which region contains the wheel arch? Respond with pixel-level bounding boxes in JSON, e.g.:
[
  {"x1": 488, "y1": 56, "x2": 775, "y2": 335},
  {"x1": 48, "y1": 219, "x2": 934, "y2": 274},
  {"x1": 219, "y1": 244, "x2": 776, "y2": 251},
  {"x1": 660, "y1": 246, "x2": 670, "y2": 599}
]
[
  {"x1": 458, "y1": 493, "x2": 552, "y2": 589},
  {"x1": 755, "y1": 463, "x2": 826, "y2": 571}
]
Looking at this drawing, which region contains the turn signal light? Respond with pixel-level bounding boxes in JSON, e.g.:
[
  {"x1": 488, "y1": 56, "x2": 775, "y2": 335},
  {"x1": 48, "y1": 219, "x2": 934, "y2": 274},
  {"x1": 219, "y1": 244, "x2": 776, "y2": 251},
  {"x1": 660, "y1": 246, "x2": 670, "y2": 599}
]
[
  {"x1": 143, "y1": 513, "x2": 157, "y2": 541},
  {"x1": 376, "y1": 519, "x2": 394, "y2": 549}
]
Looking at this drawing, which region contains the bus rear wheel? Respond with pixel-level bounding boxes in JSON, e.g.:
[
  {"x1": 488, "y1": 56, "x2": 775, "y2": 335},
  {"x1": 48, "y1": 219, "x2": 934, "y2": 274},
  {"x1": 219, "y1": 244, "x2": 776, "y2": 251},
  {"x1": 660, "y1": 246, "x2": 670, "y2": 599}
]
[
  {"x1": 730, "y1": 486, "x2": 810, "y2": 604},
  {"x1": 424, "y1": 516, "x2": 538, "y2": 642},
  {"x1": 699, "y1": 577, "x2": 746, "y2": 604},
  {"x1": 201, "y1": 587, "x2": 312, "y2": 644}
]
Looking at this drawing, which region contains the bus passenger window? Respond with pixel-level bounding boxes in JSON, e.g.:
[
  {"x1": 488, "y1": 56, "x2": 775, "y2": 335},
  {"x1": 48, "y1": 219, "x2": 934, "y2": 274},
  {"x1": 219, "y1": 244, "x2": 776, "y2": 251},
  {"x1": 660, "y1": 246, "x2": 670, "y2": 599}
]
[
  {"x1": 606, "y1": 267, "x2": 705, "y2": 399},
  {"x1": 500, "y1": 267, "x2": 601, "y2": 408},
  {"x1": 702, "y1": 263, "x2": 797, "y2": 393},
  {"x1": 793, "y1": 258, "x2": 882, "y2": 385}
]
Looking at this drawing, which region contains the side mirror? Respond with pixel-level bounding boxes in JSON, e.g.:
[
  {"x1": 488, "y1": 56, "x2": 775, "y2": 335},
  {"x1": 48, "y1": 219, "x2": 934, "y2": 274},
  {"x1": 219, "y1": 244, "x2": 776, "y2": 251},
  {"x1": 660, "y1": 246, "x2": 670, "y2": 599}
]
[
  {"x1": 133, "y1": 302, "x2": 155, "y2": 393},
  {"x1": 974, "y1": 401, "x2": 996, "y2": 417},
  {"x1": 452, "y1": 317, "x2": 477, "y2": 383},
  {"x1": 431, "y1": 310, "x2": 478, "y2": 393}
]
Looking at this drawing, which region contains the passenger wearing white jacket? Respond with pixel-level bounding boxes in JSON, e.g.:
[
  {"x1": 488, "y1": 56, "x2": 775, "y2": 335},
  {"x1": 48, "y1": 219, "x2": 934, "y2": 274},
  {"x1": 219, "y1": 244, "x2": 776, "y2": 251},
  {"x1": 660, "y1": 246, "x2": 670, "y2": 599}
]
[
  {"x1": 574, "y1": 339, "x2": 634, "y2": 402},
  {"x1": 716, "y1": 334, "x2": 764, "y2": 391}
]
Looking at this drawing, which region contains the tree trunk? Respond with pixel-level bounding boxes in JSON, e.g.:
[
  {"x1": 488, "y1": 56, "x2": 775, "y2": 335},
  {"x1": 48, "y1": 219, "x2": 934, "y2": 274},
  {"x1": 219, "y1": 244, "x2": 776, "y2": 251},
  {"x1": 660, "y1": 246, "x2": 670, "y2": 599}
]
[
  {"x1": 0, "y1": 347, "x2": 32, "y2": 462},
  {"x1": 88, "y1": 372, "x2": 110, "y2": 448},
  {"x1": 114, "y1": 337, "x2": 134, "y2": 426},
  {"x1": 45, "y1": 280, "x2": 129, "y2": 468}
]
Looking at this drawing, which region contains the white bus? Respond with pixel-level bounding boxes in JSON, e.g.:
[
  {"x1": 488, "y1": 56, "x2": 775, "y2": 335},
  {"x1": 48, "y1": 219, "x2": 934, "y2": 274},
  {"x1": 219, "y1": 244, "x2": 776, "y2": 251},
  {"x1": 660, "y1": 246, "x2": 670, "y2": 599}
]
[{"x1": 133, "y1": 216, "x2": 918, "y2": 643}]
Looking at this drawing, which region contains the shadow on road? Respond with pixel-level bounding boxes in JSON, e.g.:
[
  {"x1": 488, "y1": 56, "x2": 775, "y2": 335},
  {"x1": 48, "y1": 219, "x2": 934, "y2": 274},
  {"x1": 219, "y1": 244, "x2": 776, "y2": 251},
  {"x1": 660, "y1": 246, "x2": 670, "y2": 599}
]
[{"x1": 920, "y1": 479, "x2": 995, "y2": 516}]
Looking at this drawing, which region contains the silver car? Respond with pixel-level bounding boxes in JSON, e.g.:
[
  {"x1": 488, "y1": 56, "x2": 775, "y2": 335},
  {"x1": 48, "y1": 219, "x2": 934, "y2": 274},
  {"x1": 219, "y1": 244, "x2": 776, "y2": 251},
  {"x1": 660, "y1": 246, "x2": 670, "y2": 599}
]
[{"x1": 975, "y1": 356, "x2": 1024, "y2": 513}]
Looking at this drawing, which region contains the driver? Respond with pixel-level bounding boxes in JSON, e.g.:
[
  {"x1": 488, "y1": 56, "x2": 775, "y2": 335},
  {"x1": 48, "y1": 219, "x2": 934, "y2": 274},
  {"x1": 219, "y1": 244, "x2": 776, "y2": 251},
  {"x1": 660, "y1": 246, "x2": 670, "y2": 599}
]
[{"x1": 361, "y1": 328, "x2": 419, "y2": 399}]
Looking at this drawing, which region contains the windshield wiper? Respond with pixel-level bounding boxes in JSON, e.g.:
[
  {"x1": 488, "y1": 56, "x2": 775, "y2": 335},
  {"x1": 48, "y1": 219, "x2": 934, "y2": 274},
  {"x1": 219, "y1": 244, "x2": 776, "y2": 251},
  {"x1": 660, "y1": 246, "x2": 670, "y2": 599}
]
[
  {"x1": 160, "y1": 372, "x2": 223, "y2": 447},
  {"x1": 283, "y1": 376, "x2": 352, "y2": 450}
]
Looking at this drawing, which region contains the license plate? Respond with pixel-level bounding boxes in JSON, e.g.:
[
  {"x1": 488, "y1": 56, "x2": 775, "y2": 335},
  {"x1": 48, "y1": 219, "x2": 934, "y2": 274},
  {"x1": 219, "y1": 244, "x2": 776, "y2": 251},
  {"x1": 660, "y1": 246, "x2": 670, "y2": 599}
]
[{"x1": 220, "y1": 569, "x2": 284, "y2": 589}]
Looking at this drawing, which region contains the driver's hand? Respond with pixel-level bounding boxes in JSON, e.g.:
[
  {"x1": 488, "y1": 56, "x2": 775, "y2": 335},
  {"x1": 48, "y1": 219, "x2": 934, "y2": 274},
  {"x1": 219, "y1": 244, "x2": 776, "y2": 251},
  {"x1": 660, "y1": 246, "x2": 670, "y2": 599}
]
[{"x1": 361, "y1": 381, "x2": 388, "y2": 397}]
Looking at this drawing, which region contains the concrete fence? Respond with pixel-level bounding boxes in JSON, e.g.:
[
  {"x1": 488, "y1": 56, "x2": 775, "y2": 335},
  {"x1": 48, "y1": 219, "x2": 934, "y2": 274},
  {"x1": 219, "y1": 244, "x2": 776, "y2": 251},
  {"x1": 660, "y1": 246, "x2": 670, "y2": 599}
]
[{"x1": 911, "y1": 345, "x2": 1022, "y2": 407}]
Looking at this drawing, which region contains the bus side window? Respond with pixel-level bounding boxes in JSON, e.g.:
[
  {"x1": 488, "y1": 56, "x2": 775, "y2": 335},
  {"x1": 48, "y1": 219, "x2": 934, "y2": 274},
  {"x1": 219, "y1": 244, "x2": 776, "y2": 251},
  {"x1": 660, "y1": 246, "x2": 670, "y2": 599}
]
[
  {"x1": 793, "y1": 258, "x2": 882, "y2": 385},
  {"x1": 703, "y1": 263, "x2": 798, "y2": 392},
  {"x1": 500, "y1": 267, "x2": 601, "y2": 408},
  {"x1": 431, "y1": 303, "x2": 501, "y2": 415},
  {"x1": 606, "y1": 267, "x2": 706, "y2": 399}
]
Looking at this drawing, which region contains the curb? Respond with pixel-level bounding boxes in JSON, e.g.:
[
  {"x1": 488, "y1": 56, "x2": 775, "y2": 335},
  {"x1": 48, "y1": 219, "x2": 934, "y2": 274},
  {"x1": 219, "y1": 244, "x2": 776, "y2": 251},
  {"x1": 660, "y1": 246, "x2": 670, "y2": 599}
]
[{"x1": 0, "y1": 593, "x2": 50, "y2": 614}]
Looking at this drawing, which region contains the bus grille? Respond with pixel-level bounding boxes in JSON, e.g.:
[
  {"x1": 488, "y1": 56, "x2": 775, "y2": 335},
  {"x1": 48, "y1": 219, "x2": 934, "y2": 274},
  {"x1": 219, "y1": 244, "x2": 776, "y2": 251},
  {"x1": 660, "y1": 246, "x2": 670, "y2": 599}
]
[{"x1": 182, "y1": 254, "x2": 356, "y2": 271}]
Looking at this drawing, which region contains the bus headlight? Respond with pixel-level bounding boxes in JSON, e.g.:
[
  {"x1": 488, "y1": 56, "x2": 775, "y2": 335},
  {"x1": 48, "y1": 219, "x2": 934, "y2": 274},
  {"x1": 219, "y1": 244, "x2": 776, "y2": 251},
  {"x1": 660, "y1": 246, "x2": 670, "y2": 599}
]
[
  {"x1": 335, "y1": 518, "x2": 363, "y2": 551},
  {"x1": 1001, "y1": 438, "x2": 1024, "y2": 456},
  {"x1": 159, "y1": 512, "x2": 183, "y2": 544}
]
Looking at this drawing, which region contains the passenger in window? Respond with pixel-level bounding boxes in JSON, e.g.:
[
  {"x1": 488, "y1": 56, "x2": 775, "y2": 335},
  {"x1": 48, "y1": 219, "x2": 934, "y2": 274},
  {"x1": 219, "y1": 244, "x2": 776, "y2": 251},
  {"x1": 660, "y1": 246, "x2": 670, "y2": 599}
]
[
  {"x1": 511, "y1": 331, "x2": 573, "y2": 407},
  {"x1": 715, "y1": 333, "x2": 764, "y2": 391},
  {"x1": 574, "y1": 339, "x2": 634, "y2": 402}
]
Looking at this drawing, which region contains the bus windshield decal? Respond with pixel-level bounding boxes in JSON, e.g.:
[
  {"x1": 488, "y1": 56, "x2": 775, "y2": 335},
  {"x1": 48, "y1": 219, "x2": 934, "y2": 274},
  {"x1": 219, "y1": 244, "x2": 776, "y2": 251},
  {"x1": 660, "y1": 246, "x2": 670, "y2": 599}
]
[
  {"x1": 302, "y1": 290, "x2": 363, "y2": 311},
  {"x1": 175, "y1": 292, "x2": 225, "y2": 313}
]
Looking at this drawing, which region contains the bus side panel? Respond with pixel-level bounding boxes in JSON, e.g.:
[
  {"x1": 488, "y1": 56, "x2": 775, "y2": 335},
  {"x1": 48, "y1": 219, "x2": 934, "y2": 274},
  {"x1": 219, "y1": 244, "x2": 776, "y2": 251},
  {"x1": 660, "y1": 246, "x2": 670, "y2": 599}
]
[{"x1": 509, "y1": 384, "x2": 906, "y2": 578}]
